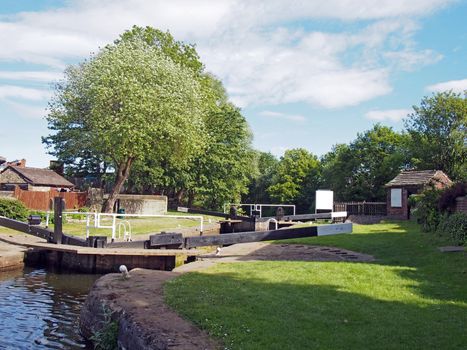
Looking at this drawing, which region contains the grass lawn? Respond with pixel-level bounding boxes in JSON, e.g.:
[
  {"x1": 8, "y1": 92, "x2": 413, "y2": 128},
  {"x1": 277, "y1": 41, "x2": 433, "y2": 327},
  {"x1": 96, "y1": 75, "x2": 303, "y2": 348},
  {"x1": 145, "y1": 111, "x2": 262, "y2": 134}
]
[{"x1": 165, "y1": 221, "x2": 466, "y2": 349}]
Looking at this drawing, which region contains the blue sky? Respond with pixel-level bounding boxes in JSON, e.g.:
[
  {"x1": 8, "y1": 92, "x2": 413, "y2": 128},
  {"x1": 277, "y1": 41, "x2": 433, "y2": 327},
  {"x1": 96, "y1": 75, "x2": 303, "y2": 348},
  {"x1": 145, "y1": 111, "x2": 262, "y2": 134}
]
[{"x1": 0, "y1": 0, "x2": 466, "y2": 168}]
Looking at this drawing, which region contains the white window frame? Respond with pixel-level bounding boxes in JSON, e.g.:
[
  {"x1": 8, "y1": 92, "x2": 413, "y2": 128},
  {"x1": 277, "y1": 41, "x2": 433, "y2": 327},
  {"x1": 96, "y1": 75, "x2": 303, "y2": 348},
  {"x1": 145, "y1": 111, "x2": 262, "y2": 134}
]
[{"x1": 391, "y1": 188, "x2": 402, "y2": 208}]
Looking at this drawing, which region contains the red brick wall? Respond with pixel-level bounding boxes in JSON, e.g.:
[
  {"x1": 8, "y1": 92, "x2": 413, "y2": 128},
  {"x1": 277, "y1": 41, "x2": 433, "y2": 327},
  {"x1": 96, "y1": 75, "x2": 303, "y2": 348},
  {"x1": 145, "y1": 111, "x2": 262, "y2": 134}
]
[{"x1": 387, "y1": 188, "x2": 409, "y2": 220}]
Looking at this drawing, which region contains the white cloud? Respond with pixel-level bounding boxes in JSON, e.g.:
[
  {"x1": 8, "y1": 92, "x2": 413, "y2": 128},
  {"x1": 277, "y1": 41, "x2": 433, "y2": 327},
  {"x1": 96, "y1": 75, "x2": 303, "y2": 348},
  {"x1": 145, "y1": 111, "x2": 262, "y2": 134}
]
[
  {"x1": 426, "y1": 79, "x2": 467, "y2": 93},
  {"x1": 365, "y1": 109, "x2": 412, "y2": 122},
  {"x1": 0, "y1": 0, "x2": 453, "y2": 110},
  {"x1": 384, "y1": 49, "x2": 443, "y2": 71},
  {"x1": 0, "y1": 85, "x2": 51, "y2": 101},
  {"x1": 259, "y1": 110, "x2": 306, "y2": 122},
  {"x1": 0, "y1": 71, "x2": 62, "y2": 82}
]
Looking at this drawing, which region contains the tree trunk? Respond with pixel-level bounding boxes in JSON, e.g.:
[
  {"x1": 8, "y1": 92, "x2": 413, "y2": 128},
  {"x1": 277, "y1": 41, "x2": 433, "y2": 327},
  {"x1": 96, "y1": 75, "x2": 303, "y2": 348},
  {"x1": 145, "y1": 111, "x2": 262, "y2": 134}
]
[
  {"x1": 102, "y1": 157, "x2": 134, "y2": 213},
  {"x1": 187, "y1": 190, "x2": 195, "y2": 208},
  {"x1": 175, "y1": 188, "x2": 185, "y2": 206}
]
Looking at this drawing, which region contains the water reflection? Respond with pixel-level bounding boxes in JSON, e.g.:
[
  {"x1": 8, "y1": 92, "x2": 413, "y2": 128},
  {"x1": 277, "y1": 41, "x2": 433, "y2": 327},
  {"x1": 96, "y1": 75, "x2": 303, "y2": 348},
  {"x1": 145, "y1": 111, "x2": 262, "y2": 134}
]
[{"x1": 0, "y1": 268, "x2": 99, "y2": 349}]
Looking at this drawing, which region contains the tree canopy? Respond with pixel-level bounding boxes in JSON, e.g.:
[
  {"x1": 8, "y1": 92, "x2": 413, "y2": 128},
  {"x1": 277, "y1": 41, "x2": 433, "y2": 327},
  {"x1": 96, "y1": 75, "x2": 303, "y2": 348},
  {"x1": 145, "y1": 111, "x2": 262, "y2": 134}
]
[
  {"x1": 405, "y1": 91, "x2": 467, "y2": 181},
  {"x1": 267, "y1": 148, "x2": 321, "y2": 212},
  {"x1": 44, "y1": 36, "x2": 205, "y2": 212},
  {"x1": 321, "y1": 125, "x2": 408, "y2": 201}
]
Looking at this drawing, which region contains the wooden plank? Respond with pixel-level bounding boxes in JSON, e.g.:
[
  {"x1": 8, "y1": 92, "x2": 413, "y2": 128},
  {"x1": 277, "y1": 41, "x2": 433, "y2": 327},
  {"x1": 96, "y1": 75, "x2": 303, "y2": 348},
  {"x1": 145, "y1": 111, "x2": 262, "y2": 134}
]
[
  {"x1": 185, "y1": 223, "x2": 353, "y2": 248},
  {"x1": 0, "y1": 233, "x2": 201, "y2": 256},
  {"x1": 269, "y1": 213, "x2": 332, "y2": 221},
  {"x1": 0, "y1": 216, "x2": 52, "y2": 240},
  {"x1": 149, "y1": 233, "x2": 184, "y2": 247},
  {"x1": 53, "y1": 197, "x2": 63, "y2": 244},
  {"x1": 185, "y1": 226, "x2": 316, "y2": 248}
]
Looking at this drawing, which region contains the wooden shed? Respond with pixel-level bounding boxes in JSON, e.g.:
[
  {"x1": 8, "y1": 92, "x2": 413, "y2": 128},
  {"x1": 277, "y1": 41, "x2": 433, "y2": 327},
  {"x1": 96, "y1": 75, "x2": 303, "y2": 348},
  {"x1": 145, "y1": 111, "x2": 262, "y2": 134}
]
[{"x1": 385, "y1": 170, "x2": 452, "y2": 220}]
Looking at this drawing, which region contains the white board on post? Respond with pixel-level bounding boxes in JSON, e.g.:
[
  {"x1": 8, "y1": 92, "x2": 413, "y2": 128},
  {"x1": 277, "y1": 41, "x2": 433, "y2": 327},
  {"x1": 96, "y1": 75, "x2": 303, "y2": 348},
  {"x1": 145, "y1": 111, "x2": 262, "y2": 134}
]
[{"x1": 316, "y1": 190, "x2": 334, "y2": 212}]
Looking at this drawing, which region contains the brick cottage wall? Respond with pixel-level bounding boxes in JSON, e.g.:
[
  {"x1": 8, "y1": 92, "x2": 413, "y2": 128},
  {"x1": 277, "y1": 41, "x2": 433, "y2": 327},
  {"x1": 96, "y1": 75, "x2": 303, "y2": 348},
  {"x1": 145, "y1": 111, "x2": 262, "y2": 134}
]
[{"x1": 386, "y1": 188, "x2": 409, "y2": 220}]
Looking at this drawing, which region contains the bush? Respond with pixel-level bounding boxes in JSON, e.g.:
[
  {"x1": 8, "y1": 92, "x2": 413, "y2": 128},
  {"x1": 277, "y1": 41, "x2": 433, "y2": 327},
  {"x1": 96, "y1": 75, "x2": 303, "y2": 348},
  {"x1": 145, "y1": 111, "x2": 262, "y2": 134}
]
[
  {"x1": 0, "y1": 198, "x2": 29, "y2": 221},
  {"x1": 412, "y1": 187, "x2": 442, "y2": 232},
  {"x1": 437, "y1": 212, "x2": 467, "y2": 245}
]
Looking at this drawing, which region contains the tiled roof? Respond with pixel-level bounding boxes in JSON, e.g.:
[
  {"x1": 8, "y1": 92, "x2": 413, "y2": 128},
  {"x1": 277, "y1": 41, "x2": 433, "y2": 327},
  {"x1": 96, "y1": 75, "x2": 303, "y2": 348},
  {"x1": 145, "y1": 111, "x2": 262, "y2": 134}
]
[
  {"x1": 1, "y1": 166, "x2": 74, "y2": 187},
  {"x1": 385, "y1": 170, "x2": 451, "y2": 187}
]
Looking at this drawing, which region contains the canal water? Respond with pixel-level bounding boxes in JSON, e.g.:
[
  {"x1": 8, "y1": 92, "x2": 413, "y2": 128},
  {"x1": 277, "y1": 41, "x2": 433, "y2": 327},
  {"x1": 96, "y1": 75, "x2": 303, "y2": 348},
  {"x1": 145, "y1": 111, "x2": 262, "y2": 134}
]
[{"x1": 0, "y1": 268, "x2": 100, "y2": 349}]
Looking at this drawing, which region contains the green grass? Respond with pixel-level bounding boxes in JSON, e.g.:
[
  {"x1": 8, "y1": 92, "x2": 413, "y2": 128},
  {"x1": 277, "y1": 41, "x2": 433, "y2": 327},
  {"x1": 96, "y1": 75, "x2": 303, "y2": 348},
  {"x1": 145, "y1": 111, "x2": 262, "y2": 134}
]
[{"x1": 165, "y1": 221, "x2": 467, "y2": 349}]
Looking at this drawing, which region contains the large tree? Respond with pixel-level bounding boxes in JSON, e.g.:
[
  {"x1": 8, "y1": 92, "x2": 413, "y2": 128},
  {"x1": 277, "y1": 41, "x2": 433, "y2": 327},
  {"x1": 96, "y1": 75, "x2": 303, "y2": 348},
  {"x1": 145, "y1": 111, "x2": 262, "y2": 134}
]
[
  {"x1": 120, "y1": 28, "x2": 254, "y2": 210},
  {"x1": 43, "y1": 37, "x2": 205, "y2": 212},
  {"x1": 267, "y1": 148, "x2": 321, "y2": 212},
  {"x1": 244, "y1": 151, "x2": 279, "y2": 204},
  {"x1": 321, "y1": 124, "x2": 408, "y2": 201},
  {"x1": 405, "y1": 91, "x2": 467, "y2": 181}
]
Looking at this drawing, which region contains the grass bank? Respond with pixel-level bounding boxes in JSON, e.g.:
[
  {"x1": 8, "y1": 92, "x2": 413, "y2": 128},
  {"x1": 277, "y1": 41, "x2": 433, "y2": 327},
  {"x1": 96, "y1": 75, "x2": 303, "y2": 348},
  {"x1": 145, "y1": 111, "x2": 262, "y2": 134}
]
[{"x1": 165, "y1": 221, "x2": 466, "y2": 349}]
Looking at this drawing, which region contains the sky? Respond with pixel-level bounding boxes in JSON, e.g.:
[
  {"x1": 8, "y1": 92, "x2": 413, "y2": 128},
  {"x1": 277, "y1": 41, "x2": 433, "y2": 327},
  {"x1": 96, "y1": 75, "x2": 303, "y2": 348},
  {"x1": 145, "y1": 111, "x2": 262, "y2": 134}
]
[{"x1": 0, "y1": 0, "x2": 466, "y2": 168}]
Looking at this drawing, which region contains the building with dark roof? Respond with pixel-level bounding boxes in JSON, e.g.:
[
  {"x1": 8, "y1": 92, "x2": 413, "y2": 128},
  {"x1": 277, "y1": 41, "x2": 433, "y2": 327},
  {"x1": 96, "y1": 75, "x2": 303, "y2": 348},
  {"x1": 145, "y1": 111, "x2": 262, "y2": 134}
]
[
  {"x1": 0, "y1": 165, "x2": 74, "y2": 191},
  {"x1": 385, "y1": 170, "x2": 452, "y2": 220}
]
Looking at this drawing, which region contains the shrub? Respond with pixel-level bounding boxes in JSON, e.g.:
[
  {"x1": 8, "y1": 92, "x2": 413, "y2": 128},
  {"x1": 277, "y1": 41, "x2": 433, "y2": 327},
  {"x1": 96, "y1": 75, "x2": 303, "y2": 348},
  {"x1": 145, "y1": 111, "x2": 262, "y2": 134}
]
[
  {"x1": 412, "y1": 187, "x2": 442, "y2": 232},
  {"x1": 0, "y1": 198, "x2": 29, "y2": 221},
  {"x1": 437, "y1": 212, "x2": 467, "y2": 245}
]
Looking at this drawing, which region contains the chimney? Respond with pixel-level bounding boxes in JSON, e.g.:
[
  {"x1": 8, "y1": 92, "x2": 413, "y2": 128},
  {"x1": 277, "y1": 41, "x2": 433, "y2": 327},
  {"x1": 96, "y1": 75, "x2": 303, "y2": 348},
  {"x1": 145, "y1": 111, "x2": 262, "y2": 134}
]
[{"x1": 18, "y1": 159, "x2": 26, "y2": 168}]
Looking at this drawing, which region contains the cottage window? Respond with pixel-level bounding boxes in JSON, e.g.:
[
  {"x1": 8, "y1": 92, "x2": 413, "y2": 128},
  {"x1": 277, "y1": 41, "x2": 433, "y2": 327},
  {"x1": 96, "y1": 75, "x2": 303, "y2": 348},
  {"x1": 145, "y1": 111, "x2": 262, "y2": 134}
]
[{"x1": 391, "y1": 188, "x2": 402, "y2": 207}]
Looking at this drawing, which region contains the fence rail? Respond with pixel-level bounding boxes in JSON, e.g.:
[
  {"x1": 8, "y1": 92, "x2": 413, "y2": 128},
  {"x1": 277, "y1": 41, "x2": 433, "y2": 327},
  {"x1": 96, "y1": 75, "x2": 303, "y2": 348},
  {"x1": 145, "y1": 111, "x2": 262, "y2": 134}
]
[{"x1": 334, "y1": 202, "x2": 387, "y2": 216}]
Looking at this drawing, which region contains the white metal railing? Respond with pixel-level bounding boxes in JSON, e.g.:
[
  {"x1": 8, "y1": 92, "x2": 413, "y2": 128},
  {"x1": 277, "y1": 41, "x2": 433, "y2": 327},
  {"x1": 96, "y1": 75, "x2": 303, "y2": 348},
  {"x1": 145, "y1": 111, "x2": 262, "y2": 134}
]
[
  {"x1": 223, "y1": 203, "x2": 296, "y2": 218},
  {"x1": 46, "y1": 211, "x2": 204, "y2": 241}
]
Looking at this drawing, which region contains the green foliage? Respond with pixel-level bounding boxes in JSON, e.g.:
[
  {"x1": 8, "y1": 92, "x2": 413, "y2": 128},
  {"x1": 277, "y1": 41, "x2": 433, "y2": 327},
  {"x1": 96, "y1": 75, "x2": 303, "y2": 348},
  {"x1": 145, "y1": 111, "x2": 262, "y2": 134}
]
[
  {"x1": 322, "y1": 124, "x2": 408, "y2": 201},
  {"x1": 411, "y1": 187, "x2": 442, "y2": 232},
  {"x1": 405, "y1": 91, "x2": 467, "y2": 181},
  {"x1": 267, "y1": 148, "x2": 321, "y2": 212},
  {"x1": 0, "y1": 198, "x2": 29, "y2": 221},
  {"x1": 91, "y1": 305, "x2": 118, "y2": 350},
  {"x1": 437, "y1": 212, "x2": 467, "y2": 245},
  {"x1": 43, "y1": 31, "x2": 206, "y2": 212},
  {"x1": 244, "y1": 151, "x2": 279, "y2": 204}
]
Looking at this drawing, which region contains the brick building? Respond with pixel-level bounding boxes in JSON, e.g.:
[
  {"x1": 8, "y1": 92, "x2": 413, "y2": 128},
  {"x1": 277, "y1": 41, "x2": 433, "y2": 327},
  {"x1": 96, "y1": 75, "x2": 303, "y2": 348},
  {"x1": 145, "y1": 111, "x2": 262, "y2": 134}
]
[
  {"x1": 0, "y1": 165, "x2": 74, "y2": 191},
  {"x1": 385, "y1": 170, "x2": 452, "y2": 220}
]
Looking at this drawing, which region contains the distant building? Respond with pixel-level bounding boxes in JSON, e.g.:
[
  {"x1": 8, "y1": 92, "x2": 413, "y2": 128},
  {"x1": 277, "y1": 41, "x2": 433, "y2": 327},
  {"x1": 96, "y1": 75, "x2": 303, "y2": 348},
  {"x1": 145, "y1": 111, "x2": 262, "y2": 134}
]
[
  {"x1": 0, "y1": 165, "x2": 74, "y2": 192},
  {"x1": 385, "y1": 170, "x2": 452, "y2": 220}
]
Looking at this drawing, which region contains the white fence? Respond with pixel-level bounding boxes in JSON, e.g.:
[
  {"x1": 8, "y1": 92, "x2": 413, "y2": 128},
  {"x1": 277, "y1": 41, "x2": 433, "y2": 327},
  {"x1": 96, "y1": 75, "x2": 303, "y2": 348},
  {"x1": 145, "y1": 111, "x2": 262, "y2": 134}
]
[{"x1": 46, "y1": 211, "x2": 204, "y2": 241}]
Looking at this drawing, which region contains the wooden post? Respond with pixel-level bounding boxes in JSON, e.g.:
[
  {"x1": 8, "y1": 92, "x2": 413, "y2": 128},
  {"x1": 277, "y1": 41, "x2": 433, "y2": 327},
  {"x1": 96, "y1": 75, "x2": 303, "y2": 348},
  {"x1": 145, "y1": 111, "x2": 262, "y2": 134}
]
[{"x1": 53, "y1": 197, "x2": 65, "y2": 244}]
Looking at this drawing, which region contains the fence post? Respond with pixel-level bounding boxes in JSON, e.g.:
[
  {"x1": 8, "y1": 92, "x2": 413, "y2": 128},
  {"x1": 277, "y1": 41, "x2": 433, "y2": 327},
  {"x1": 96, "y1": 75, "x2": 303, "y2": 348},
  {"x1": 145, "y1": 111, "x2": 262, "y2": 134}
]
[{"x1": 53, "y1": 197, "x2": 65, "y2": 244}]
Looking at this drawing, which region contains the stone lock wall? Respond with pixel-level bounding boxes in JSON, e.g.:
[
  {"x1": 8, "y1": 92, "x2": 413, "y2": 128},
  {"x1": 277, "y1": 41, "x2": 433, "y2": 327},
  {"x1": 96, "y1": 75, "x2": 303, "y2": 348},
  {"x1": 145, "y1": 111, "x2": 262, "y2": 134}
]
[{"x1": 117, "y1": 194, "x2": 167, "y2": 215}]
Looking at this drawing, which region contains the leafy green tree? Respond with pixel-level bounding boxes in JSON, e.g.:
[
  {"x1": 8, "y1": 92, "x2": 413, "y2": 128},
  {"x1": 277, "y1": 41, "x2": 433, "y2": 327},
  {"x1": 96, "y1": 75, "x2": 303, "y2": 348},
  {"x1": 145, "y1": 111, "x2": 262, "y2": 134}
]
[
  {"x1": 189, "y1": 102, "x2": 254, "y2": 209},
  {"x1": 244, "y1": 151, "x2": 279, "y2": 204},
  {"x1": 322, "y1": 125, "x2": 408, "y2": 201},
  {"x1": 119, "y1": 28, "x2": 253, "y2": 209},
  {"x1": 405, "y1": 91, "x2": 467, "y2": 180},
  {"x1": 267, "y1": 148, "x2": 321, "y2": 212},
  {"x1": 43, "y1": 37, "x2": 205, "y2": 212}
]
